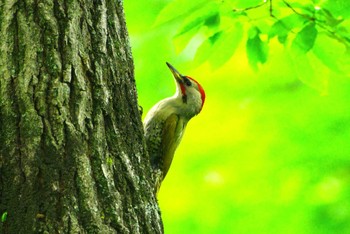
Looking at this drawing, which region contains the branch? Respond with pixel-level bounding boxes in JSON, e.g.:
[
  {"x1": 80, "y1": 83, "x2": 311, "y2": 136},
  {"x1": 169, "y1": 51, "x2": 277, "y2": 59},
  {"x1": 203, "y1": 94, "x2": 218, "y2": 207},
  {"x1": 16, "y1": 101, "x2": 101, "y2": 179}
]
[
  {"x1": 269, "y1": 0, "x2": 274, "y2": 17},
  {"x1": 282, "y1": 0, "x2": 315, "y2": 21},
  {"x1": 230, "y1": 0, "x2": 350, "y2": 48},
  {"x1": 282, "y1": 0, "x2": 350, "y2": 47}
]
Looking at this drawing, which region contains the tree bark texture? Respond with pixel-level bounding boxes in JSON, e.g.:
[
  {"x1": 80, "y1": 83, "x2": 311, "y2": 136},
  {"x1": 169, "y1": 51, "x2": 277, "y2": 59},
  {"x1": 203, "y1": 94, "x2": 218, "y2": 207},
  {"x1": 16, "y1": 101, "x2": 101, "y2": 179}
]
[{"x1": 0, "y1": 0, "x2": 162, "y2": 233}]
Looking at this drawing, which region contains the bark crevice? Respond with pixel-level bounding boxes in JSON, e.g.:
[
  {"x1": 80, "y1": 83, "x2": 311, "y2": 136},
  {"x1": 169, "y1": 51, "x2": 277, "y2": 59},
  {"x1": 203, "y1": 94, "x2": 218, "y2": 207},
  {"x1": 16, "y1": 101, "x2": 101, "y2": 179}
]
[{"x1": 0, "y1": 0, "x2": 163, "y2": 233}]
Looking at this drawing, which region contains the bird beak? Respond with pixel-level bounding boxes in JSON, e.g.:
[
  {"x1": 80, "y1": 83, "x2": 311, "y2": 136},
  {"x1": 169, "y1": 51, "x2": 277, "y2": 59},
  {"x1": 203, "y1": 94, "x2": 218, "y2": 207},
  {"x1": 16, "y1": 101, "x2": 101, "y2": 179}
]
[{"x1": 166, "y1": 62, "x2": 183, "y2": 84}]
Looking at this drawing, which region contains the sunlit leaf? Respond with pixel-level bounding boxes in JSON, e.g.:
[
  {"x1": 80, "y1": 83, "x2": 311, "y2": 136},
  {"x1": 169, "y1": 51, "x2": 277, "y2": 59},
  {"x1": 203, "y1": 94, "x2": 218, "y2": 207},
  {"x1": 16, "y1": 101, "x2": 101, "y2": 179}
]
[
  {"x1": 292, "y1": 22, "x2": 318, "y2": 53},
  {"x1": 209, "y1": 23, "x2": 243, "y2": 68},
  {"x1": 335, "y1": 20, "x2": 350, "y2": 49},
  {"x1": 278, "y1": 14, "x2": 307, "y2": 31},
  {"x1": 321, "y1": 0, "x2": 350, "y2": 18},
  {"x1": 269, "y1": 13, "x2": 308, "y2": 45},
  {"x1": 172, "y1": 1, "x2": 220, "y2": 53},
  {"x1": 269, "y1": 20, "x2": 289, "y2": 44},
  {"x1": 193, "y1": 22, "x2": 243, "y2": 69},
  {"x1": 175, "y1": 17, "x2": 205, "y2": 37},
  {"x1": 246, "y1": 27, "x2": 268, "y2": 70},
  {"x1": 173, "y1": 26, "x2": 203, "y2": 54},
  {"x1": 193, "y1": 35, "x2": 213, "y2": 66},
  {"x1": 316, "y1": 8, "x2": 344, "y2": 27},
  {"x1": 204, "y1": 12, "x2": 220, "y2": 28},
  {"x1": 288, "y1": 50, "x2": 328, "y2": 94},
  {"x1": 154, "y1": 0, "x2": 214, "y2": 26},
  {"x1": 285, "y1": 2, "x2": 315, "y2": 15},
  {"x1": 312, "y1": 34, "x2": 344, "y2": 72},
  {"x1": 175, "y1": 3, "x2": 219, "y2": 37},
  {"x1": 193, "y1": 30, "x2": 224, "y2": 66},
  {"x1": 313, "y1": 33, "x2": 350, "y2": 76},
  {"x1": 212, "y1": 30, "x2": 225, "y2": 44},
  {"x1": 233, "y1": 0, "x2": 266, "y2": 9}
]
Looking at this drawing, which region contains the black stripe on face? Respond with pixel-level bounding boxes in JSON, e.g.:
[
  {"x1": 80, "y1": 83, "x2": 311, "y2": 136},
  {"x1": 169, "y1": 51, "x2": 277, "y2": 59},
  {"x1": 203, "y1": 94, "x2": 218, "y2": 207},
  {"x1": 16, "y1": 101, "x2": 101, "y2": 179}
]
[{"x1": 182, "y1": 95, "x2": 187, "y2": 104}]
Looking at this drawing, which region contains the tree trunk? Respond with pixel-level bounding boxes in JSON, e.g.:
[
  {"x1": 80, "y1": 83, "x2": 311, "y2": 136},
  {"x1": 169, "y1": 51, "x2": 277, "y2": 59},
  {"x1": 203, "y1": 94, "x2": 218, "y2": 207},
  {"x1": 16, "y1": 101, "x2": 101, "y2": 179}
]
[{"x1": 0, "y1": 0, "x2": 162, "y2": 233}]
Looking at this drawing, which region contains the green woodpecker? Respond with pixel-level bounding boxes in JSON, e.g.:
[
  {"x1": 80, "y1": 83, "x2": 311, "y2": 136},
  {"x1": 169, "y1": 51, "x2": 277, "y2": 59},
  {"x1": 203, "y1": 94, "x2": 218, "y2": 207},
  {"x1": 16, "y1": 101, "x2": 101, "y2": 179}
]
[{"x1": 144, "y1": 62, "x2": 205, "y2": 194}]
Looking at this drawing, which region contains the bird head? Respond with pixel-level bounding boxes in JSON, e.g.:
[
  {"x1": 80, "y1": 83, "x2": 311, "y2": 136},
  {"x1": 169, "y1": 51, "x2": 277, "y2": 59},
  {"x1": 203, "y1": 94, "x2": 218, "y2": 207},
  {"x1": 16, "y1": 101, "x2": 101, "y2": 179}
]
[{"x1": 166, "y1": 62, "x2": 206, "y2": 116}]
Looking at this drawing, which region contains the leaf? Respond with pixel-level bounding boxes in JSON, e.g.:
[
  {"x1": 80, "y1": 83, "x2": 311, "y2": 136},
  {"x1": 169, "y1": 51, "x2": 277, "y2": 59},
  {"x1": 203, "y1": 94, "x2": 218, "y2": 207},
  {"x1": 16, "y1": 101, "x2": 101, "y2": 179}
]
[
  {"x1": 175, "y1": 16, "x2": 205, "y2": 37},
  {"x1": 312, "y1": 34, "x2": 343, "y2": 72},
  {"x1": 316, "y1": 8, "x2": 344, "y2": 27},
  {"x1": 204, "y1": 12, "x2": 220, "y2": 28},
  {"x1": 175, "y1": 7, "x2": 219, "y2": 37},
  {"x1": 209, "y1": 30, "x2": 223, "y2": 44},
  {"x1": 233, "y1": 0, "x2": 266, "y2": 9},
  {"x1": 321, "y1": 0, "x2": 350, "y2": 18},
  {"x1": 246, "y1": 27, "x2": 268, "y2": 70},
  {"x1": 193, "y1": 35, "x2": 213, "y2": 66},
  {"x1": 269, "y1": 13, "x2": 309, "y2": 44},
  {"x1": 172, "y1": 1, "x2": 220, "y2": 53},
  {"x1": 193, "y1": 22, "x2": 244, "y2": 69},
  {"x1": 209, "y1": 23, "x2": 244, "y2": 68},
  {"x1": 154, "y1": 0, "x2": 214, "y2": 26},
  {"x1": 288, "y1": 50, "x2": 328, "y2": 94},
  {"x1": 292, "y1": 23, "x2": 318, "y2": 54},
  {"x1": 336, "y1": 20, "x2": 350, "y2": 46},
  {"x1": 269, "y1": 20, "x2": 289, "y2": 44},
  {"x1": 286, "y1": 2, "x2": 315, "y2": 15},
  {"x1": 173, "y1": 26, "x2": 202, "y2": 54},
  {"x1": 279, "y1": 14, "x2": 308, "y2": 30}
]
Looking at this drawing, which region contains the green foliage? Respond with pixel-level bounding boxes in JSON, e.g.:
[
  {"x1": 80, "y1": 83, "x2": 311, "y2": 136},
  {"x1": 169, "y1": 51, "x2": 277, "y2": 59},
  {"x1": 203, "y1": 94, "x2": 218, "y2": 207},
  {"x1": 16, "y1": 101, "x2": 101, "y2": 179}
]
[
  {"x1": 268, "y1": 19, "x2": 289, "y2": 43},
  {"x1": 246, "y1": 27, "x2": 268, "y2": 69},
  {"x1": 154, "y1": 0, "x2": 214, "y2": 26},
  {"x1": 194, "y1": 22, "x2": 243, "y2": 68},
  {"x1": 321, "y1": 0, "x2": 350, "y2": 18},
  {"x1": 154, "y1": 0, "x2": 350, "y2": 89},
  {"x1": 124, "y1": 0, "x2": 350, "y2": 233},
  {"x1": 291, "y1": 22, "x2": 318, "y2": 53}
]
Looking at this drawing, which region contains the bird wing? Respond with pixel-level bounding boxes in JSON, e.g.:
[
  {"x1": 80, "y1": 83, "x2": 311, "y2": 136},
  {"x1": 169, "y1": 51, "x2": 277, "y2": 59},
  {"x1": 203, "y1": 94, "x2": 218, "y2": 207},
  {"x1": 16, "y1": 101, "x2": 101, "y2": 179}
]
[
  {"x1": 145, "y1": 112, "x2": 187, "y2": 194},
  {"x1": 160, "y1": 113, "x2": 186, "y2": 178}
]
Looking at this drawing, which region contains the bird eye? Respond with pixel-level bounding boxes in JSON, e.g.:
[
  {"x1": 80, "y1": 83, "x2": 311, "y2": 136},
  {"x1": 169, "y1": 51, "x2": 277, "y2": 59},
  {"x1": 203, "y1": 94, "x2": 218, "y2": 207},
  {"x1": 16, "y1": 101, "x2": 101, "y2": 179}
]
[{"x1": 183, "y1": 77, "x2": 192, "y2": 86}]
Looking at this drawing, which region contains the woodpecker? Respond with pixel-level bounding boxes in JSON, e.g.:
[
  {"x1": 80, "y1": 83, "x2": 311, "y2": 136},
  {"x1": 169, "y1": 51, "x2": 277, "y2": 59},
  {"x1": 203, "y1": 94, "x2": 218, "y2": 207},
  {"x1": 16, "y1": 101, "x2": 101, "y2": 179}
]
[{"x1": 144, "y1": 62, "x2": 206, "y2": 194}]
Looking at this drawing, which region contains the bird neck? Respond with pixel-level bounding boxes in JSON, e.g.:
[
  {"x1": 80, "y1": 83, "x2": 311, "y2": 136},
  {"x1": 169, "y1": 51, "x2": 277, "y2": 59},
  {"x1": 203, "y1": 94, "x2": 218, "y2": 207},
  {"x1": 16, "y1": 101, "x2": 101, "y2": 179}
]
[{"x1": 171, "y1": 92, "x2": 202, "y2": 119}]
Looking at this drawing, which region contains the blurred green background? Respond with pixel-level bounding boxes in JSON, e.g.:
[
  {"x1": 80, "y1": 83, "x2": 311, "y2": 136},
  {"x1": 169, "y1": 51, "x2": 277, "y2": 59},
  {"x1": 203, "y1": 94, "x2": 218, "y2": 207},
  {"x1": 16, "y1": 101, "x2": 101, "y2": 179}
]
[{"x1": 124, "y1": 1, "x2": 350, "y2": 233}]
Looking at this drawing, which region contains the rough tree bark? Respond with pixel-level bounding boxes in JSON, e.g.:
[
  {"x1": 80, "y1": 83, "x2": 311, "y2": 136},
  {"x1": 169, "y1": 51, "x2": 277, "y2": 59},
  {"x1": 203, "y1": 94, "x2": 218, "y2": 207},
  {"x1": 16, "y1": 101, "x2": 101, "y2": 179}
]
[{"x1": 0, "y1": 0, "x2": 163, "y2": 233}]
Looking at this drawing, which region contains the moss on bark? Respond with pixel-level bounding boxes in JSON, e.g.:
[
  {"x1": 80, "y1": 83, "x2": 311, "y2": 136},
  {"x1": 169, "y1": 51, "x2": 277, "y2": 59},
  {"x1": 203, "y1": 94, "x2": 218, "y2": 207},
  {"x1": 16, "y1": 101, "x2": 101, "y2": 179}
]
[{"x1": 0, "y1": 0, "x2": 162, "y2": 233}]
